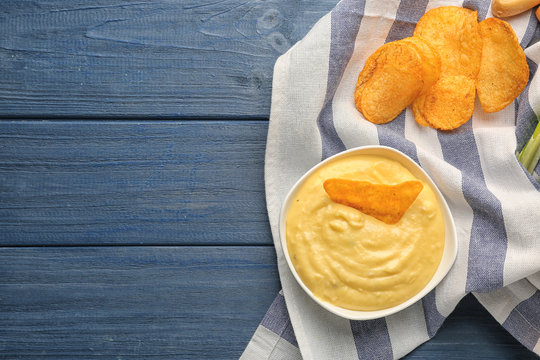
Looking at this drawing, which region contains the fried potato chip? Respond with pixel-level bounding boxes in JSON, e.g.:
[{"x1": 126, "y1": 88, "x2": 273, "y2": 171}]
[
  {"x1": 411, "y1": 93, "x2": 430, "y2": 127},
  {"x1": 354, "y1": 46, "x2": 385, "y2": 113},
  {"x1": 400, "y1": 36, "x2": 441, "y2": 94},
  {"x1": 323, "y1": 178, "x2": 424, "y2": 225},
  {"x1": 414, "y1": 6, "x2": 482, "y2": 79},
  {"x1": 420, "y1": 75, "x2": 476, "y2": 130},
  {"x1": 403, "y1": 36, "x2": 442, "y2": 127},
  {"x1": 477, "y1": 17, "x2": 529, "y2": 113},
  {"x1": 355, "y1": 41, "x2": 424, "y2": 124},
  {"x1": 360, "y1": 65, "x2": 423, "y2": 124},
  {"x1": 354, "y1": 6, "x2": 525, "y2": 131}
]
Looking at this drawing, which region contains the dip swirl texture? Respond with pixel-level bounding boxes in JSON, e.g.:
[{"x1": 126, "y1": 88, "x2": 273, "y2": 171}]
[{"x1": 286, "y1": 154, "x2": 445, "y2": 311}]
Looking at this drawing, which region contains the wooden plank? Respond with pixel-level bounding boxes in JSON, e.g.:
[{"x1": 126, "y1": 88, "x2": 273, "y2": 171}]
[
  {"x1": 0, "y1": 0, "x2": 338, "y2": 118},
  {"x1": 0, "y1": 246, "x2": 280, "y2": 359},
  {"x1": 0, "y1": 120, "x2": 272, "y2": 246},
  {"x1": 0, "y1": 246, "x2": 535, "y2": 359}
]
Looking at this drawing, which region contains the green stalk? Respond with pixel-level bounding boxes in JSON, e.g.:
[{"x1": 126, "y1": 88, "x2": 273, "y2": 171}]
[{"x1": 518, "y1": 116, "x2": 540, "y2": 174}]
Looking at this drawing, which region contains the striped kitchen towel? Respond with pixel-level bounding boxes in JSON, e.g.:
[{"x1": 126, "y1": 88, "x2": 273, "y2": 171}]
[{"x1": 241, "y1": 0, "x2": 540, "y2": 359}]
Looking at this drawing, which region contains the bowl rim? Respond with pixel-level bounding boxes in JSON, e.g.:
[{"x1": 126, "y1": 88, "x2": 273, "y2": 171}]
[{"x1": 279, "y1": 145, "x2": 458, "y2": 320}]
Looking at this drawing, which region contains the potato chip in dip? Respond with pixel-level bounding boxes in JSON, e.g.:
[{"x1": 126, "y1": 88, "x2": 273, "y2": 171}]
[{"x1": 286, "y1": 154, "x2": 445, "y2": 311}]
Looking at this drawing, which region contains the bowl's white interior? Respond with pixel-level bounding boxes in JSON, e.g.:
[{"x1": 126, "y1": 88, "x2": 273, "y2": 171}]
[{"x1": 279, "y1": 145, "x2": 458, "y2": 320}]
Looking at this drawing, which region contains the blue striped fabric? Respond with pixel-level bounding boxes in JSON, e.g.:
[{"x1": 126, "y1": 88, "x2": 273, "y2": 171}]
[
  {"x1": 421, "y1": 290, "x2": 446, "y2": 338},
  {"x1": 502, "y1": 290, "x2": 540, "y2": 350},
  {"x1": 243, "y1": 0, "x2": 540, "y2": 358},
  {"x1": 375, "y1": 0, "x2": 427, "y2": 162},
  {"x1": 385, "y1": 0, "x2": 429, "y2": 43},
  {"x1": 260, "y1": 291, "x2": 298, "y2": 347},
  {"x1": 438, "y1": 124, "x2": 509, "y2": 293},
  {"x1": 463, "y1": 0, "x2": 491, "y2": 20},
  {"x1": 317, "y1": 0, "x2": 365, "y2": 159},
  {"x1": 351, "y1": 318, "x2": 394, "y2": 359},
  {"x1": 519, "y1": 11, "x2": 539, "y2": 47}
]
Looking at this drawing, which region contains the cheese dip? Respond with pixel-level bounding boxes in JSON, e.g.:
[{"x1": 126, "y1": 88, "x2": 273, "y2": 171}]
[{"x1": 286, "y1": 154, "x2": 445, "y2": 311}]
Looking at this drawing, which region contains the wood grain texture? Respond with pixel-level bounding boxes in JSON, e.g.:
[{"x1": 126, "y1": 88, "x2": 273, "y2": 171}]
[
  {"x1": 0, "y1": 246, "x2": 535, "y2": 359},
  {"x1": 0, "y1": 120, "x2": 271, "y2": 246},
  {"x1": 0, "y1": 0, "x2": 338, "y2": 118},
  {"x1": 0, "y1": 246, "x2": 280, "y2": 359}
]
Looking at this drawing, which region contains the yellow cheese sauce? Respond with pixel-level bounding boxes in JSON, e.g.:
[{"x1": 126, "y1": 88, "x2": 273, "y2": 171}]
[{"x1": 286, "y1": 154, "x2": 445, "y2": 311}]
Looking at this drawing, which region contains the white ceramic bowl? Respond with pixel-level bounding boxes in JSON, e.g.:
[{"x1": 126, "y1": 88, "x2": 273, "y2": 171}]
[{"x1": 279, "y1": 145, "x2": 457, "y2": 320}]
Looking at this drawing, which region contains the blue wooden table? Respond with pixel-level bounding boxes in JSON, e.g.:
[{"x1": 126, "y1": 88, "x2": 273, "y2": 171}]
[{"x1": 0, "y1": 1, "x2": 536, "y2": 359}]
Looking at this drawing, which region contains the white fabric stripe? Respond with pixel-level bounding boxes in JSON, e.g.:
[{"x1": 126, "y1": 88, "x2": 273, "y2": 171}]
[
  {"x1": 485, "y1": 1, "x2": 492, "y2": 19},
  {"x1": 332, "y1": 0, "x2": 397, "y2": 149},
  {"x1": 526, "y1": 42, "x2": 540, "y2": 64},
  {"x1": 425, "y1": 0, "x2": 463, "y2": 11},
  {"x1": 472, "y1": 96, "x2": 515, "y2": 128},
  {"x1": 265, "y1": 12, "x2": 332, "y2": 360},
  {"x1": 240, "y1": 325, "x2": 302, "y2": 360},
  {"x1": 534, "y1": 337, "x2": 540, "y2": 355},
  {"x1": 404, "y1": 110, "x2": 443, "y2": 161},
  {"x1": 474, "y1": 279, "x2": 537, "y2": 323},
  {"x1": 386, "y1": 301, "x2": 430, "y2": 359},
  {"x1": 298, "y1": 298, "x2": 358, "y2": 360},
  {"x1": 473, "y1": 127, "x2": 540, "y2": 286}
]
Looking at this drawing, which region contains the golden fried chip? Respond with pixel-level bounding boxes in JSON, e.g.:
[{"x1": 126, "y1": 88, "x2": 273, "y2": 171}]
[
  {"x1": 354, "y1": 46, "x2": 385, "y2": 113},
  {"x1": 355, "y1": 6, "x2": 523, "y2": 131},
  {"x1": 356, "y1": 41, "x2": 424, "y2": 124},
  {"x1": 411, "y1": 94, "x2": 430, "y2": 127},
  {"x1": 400, "y1": 36, "x2": 441, "y2": 94},
  {"x1": 401, "y1": 36, "x2": 442, "y2": 127},
  {"x1": 477, "y1": 17, "x2": 529, "y2": 113},
  {"x1": 360, "y1": 65, "x2": 423, "y2": 124},
  {"x1": 414, "y1": 6, "x2": 482, "y2": 79},
  {"x1": 421, "y1": 75, "x2": 476, "y2": 130},
  {"x1": 323, "y1": 179, "x2": 424, "y2": 225}
]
